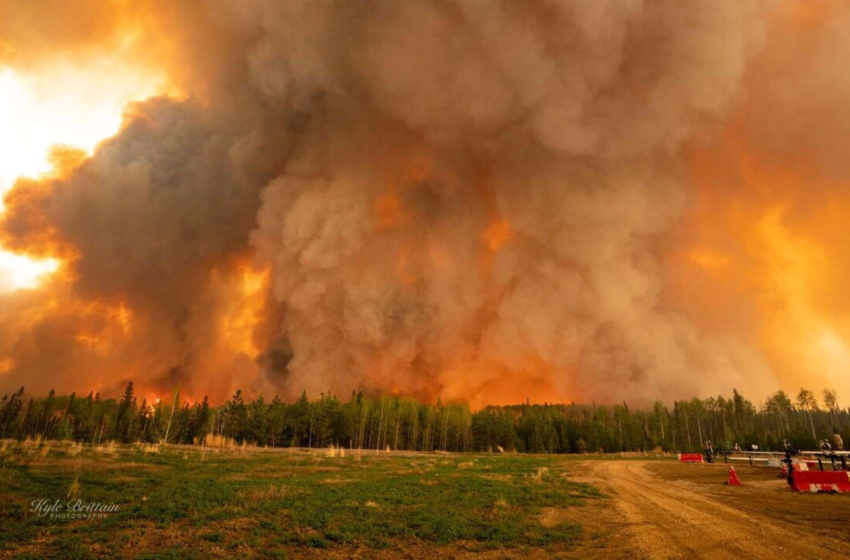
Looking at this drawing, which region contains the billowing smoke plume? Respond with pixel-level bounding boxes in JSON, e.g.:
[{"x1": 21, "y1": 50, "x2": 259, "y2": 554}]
[
  {"x1": 246, "y1": 0, "x2": 768, "y2": 405},
  {"x1": 1, "y1": 0, "x2": 846, "y2": 405}
]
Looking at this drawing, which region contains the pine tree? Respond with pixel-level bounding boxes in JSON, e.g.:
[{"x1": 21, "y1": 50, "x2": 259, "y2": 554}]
[
  {"x1": 248, "y1": 395, "x2": 269, "y2": 446},
  {"x1": 113, "y1": 382, "x2": 136, "y2": 443},
  {"x1": 197, "y1": 396, "x2": 211, "y2": 441},
  {"x1": 0, "y1": 387, "x2": 24, "y2": 437}
]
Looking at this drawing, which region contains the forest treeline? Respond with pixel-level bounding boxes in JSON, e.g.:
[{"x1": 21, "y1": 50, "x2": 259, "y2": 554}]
[{"x1": 0, "y1": 384, "x2": 847, "y2": 453}]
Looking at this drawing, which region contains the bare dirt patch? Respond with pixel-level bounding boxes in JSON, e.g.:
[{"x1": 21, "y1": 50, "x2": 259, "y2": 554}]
[
  {"x1": 570, "y1": 460, "x2": 850, "y2": 559},
  {"x1": 648, "y1": 461, "x2": 850, "y2": 547}
]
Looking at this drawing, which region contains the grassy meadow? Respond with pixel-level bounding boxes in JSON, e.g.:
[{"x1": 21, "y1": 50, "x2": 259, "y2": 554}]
[{"x1": 0, "y1": 439, "x2": 603, "y2": 558}]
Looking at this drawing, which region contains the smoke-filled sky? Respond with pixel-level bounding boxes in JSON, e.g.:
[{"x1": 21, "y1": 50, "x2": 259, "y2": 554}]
[{"x1": 0, "y1": 0, "x2": 848, "y2": 407}]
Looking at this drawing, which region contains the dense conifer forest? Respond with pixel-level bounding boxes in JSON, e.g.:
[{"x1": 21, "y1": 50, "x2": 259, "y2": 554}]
[{"x1": 1, "y1": 384, "x2": 847, "y2": 453}]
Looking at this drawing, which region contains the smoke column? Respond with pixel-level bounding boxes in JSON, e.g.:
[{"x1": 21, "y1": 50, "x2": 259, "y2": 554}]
[{"x1": 0, "y1": 0, "x2": 847, "y2": 407}]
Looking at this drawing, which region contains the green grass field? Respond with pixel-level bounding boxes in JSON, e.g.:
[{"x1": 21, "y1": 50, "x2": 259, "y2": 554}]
[{"x1": 0, "y1": 440, "x2": 602, "y2": 558}]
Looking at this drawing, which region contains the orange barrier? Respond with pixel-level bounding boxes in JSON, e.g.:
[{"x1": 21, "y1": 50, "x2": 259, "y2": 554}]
[
  {"x1": 790, "y1": 466, "x2": 850, "y2": 493},
  {"x1": 679, "y1": 453, "x2": 704, "y2": 463},
  {"x1": 725, "y1": 466, "x2": 742, "y2": 486}
]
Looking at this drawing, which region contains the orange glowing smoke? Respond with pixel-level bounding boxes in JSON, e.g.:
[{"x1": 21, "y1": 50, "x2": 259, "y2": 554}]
[
  {"x1": 374, "y1": 188, "x2": 407, "y2": 232},
  {"x1": 219, "y1": 265, "x2": 270, "y2": 357},
  {"x1": 660, "y1": 0, "x2": 850, "y2": 400},
  {"x1": 74, "y1": 301, "x2": 133, "y2": 349},
  {"x1": 0, "y1": 4, "x2": 173, "y2": 292},
  {"x1": 669, "y1": 142, "x2": 850, "y2": 399},
  {"x1": 441, "y1": 355, "x2": 573, "y2": 410},
  {"x1": 483, "y1": 219, "x2": 512, "y2": 252}
]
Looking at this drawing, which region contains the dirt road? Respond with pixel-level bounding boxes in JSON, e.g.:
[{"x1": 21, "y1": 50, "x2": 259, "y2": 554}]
[{"x1": 571, "y1": 460, "x2": 848, "y2": 558}]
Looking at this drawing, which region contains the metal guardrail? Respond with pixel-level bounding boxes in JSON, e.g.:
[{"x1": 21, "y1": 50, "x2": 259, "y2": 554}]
[
  {"x1": 702, "y1": 448, "x2": 850, "y2": 471},
  {"x1": 721, "y1": 450, "x2": 848, "y2": 472}
]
